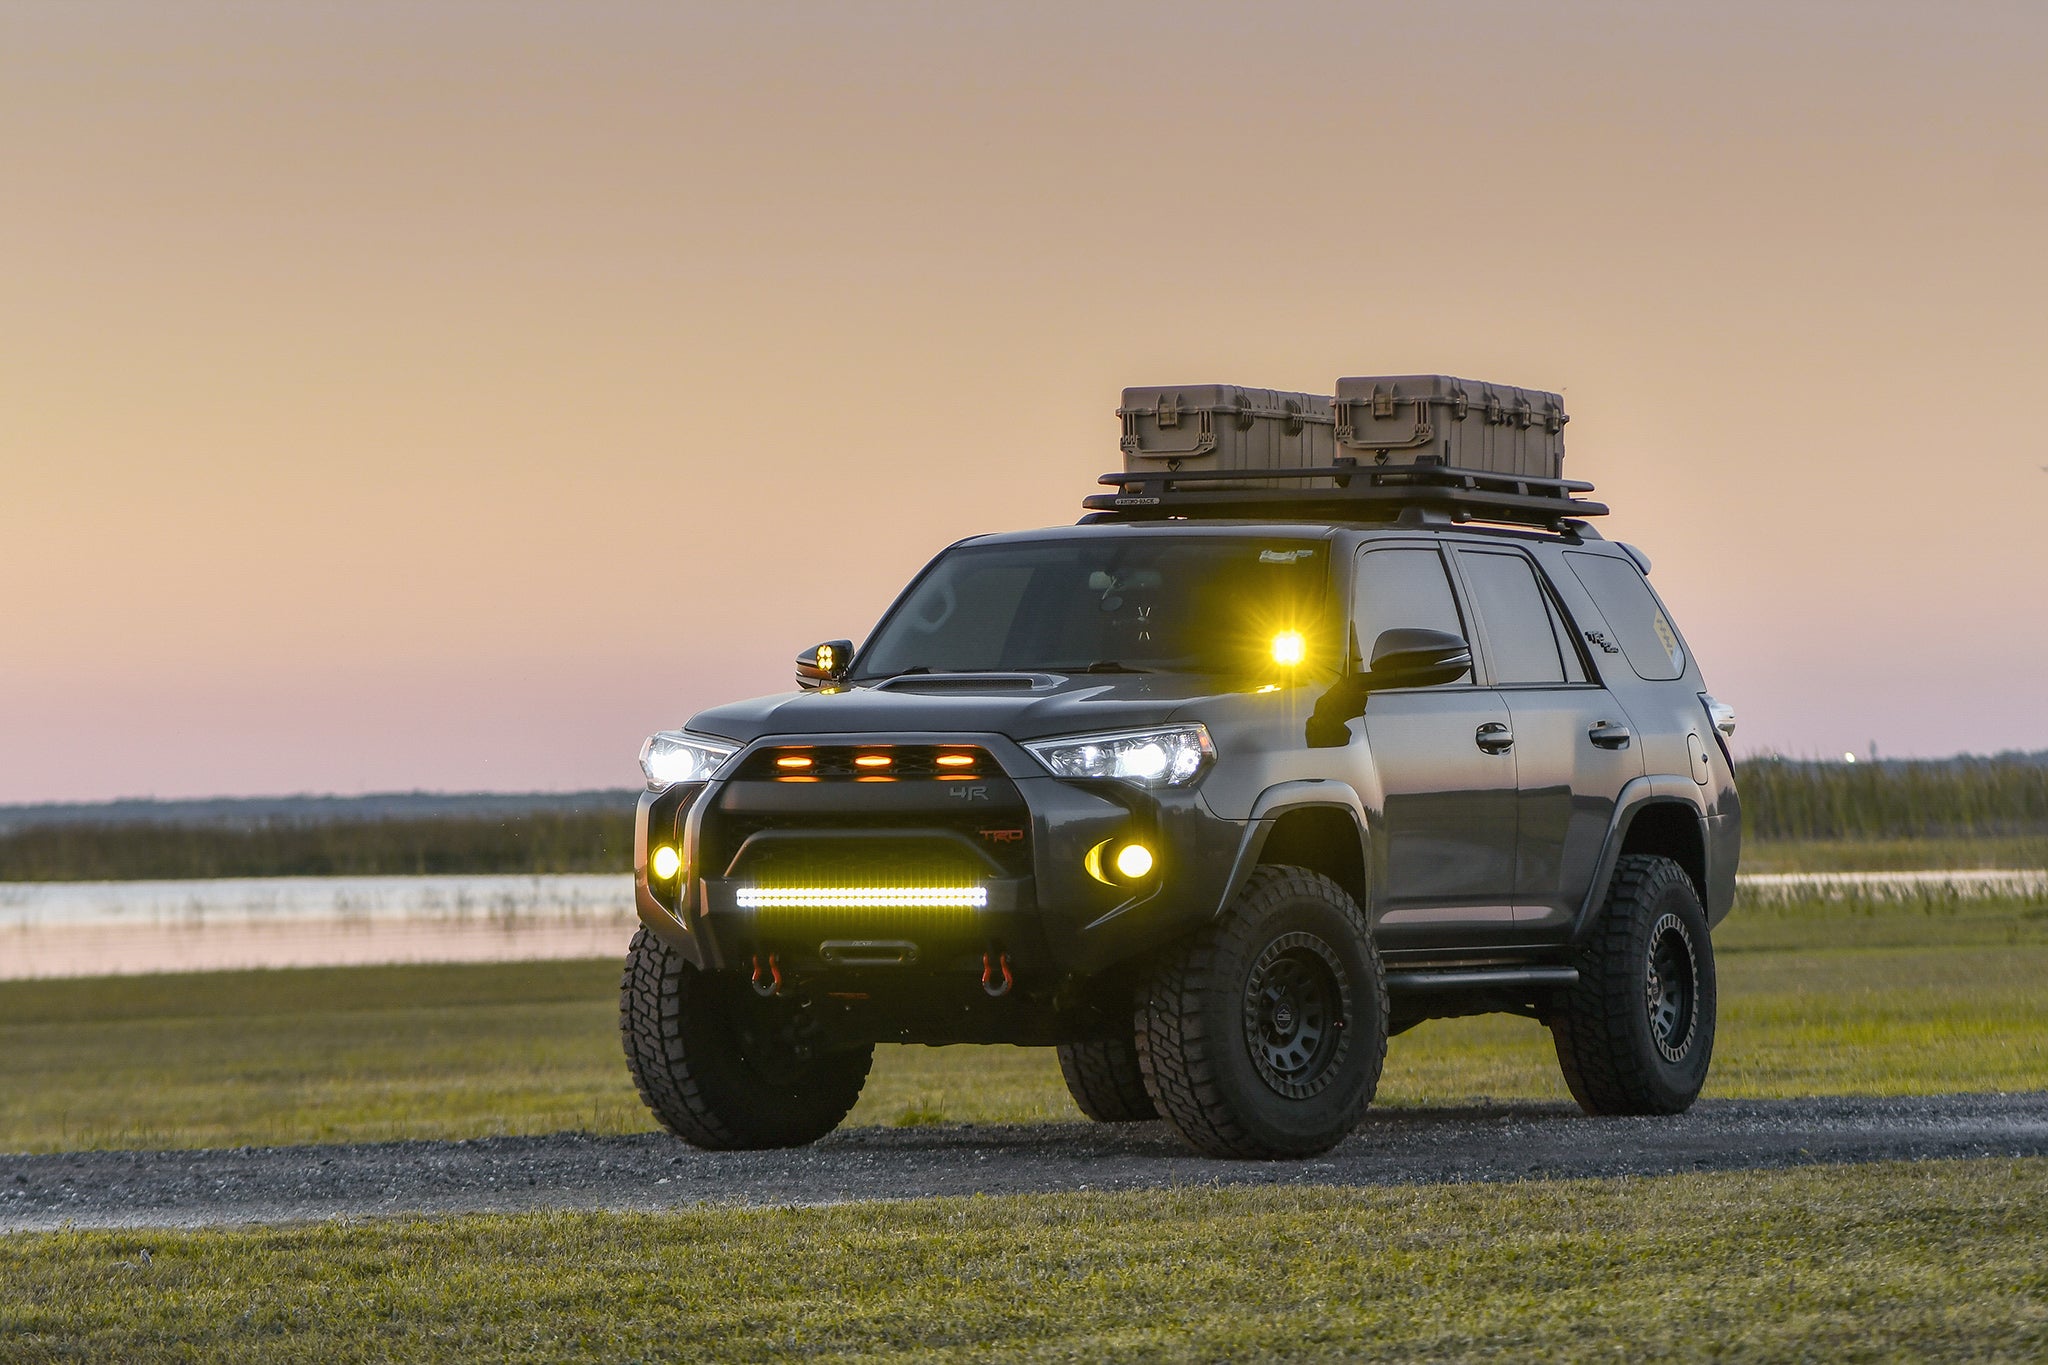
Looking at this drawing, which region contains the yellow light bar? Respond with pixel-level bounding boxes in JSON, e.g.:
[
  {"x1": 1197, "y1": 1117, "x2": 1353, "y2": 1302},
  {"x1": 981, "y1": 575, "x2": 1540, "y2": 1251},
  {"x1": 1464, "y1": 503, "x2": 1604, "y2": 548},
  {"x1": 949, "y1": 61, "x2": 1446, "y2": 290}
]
[{"x1": 735, "y1": 886, "x2": 988, "y2": 909}]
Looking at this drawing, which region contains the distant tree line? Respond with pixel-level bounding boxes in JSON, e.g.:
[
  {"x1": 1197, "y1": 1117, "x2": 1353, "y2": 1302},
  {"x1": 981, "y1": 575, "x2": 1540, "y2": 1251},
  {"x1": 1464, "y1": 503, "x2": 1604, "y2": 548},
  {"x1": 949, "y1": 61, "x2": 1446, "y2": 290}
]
[
  {"x1": 0, "y1": 811, "x2": 634, "y2": 882},
  {"x1": 2, "y1": 757, "x2": 2046, "y2": 881}
]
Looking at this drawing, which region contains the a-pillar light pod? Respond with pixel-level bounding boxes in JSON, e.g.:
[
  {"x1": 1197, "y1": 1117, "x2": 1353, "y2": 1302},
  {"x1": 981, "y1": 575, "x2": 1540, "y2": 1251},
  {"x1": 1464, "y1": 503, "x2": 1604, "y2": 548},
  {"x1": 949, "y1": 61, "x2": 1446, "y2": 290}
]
[{"x1": 1270, "y1": 630, "x2": 1307, "y2": 667}]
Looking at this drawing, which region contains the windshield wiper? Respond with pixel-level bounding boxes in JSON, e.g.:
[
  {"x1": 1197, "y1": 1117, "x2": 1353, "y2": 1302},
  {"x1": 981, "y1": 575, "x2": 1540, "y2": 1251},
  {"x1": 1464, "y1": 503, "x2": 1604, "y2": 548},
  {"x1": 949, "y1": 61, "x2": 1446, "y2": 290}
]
[{"x1": 1053, "y1": 661, "x2": 1152, "y2": 674}]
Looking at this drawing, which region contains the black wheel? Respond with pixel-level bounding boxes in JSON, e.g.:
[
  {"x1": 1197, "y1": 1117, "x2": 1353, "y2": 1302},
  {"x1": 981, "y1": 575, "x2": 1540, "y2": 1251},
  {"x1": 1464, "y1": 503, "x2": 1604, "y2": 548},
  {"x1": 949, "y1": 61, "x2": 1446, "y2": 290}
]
[
  {"x1": 620, "y1": 927, "x2": 873, "y2": 1149},
  {"x1": 1134, "y1": 866, "x2": 1388, "y2": 1159},
  {"x1": 1551, "y1": 854, "x2": 1717, "y2": 1116},
  {"x1": 1057, "y1": 1033, "x2": 1159, "y2": 1122}
]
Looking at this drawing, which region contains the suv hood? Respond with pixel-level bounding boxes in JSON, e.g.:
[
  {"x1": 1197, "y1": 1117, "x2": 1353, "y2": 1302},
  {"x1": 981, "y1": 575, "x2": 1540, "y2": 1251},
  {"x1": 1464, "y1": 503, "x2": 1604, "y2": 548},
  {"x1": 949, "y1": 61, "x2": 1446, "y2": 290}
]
[{"x1": 686, "y1": 674, "x2": 1225, "y2": 746}]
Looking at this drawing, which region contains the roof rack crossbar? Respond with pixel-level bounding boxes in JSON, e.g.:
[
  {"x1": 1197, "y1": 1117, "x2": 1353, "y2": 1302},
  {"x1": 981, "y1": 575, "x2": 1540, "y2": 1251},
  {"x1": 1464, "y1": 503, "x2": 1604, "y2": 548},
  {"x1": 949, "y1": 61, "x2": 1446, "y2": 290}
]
[{"x1": 1080, "y1": 461, "x2": 1609, "y2": 530}]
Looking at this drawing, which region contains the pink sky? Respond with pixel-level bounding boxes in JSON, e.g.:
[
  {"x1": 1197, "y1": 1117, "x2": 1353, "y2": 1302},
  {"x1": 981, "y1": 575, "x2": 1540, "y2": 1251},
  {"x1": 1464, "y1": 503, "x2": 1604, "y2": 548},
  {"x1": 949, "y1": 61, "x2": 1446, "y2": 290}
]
[{"x1": 4, "y1": 1, "x2": 2046, "y2": 803}]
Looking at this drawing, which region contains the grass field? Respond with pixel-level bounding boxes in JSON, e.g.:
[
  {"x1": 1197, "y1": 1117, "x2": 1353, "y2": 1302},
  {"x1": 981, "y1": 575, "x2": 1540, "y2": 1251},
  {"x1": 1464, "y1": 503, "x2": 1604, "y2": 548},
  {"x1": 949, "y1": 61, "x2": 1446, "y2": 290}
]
[
  {"x1": 4, "y1": 1159, "x2": 2044, "y2": 1362},
  {"x1": 3, "y1": 891, "x2": 2043, "y2": 1154}
]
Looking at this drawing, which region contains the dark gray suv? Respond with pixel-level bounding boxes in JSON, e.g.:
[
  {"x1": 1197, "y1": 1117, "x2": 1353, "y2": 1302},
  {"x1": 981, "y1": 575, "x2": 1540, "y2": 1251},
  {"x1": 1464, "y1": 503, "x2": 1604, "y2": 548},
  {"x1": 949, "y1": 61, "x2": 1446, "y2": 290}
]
[{"x1": 621, "y1": 456, "x2": 1739, "y2": 1159}]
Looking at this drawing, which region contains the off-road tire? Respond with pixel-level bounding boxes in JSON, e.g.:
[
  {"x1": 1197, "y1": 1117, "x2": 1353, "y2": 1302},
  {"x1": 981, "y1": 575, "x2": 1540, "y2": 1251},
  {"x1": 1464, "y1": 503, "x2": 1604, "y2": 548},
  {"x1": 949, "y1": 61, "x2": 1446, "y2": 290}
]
[
  {"x1": 620, "y1": 927, "x2": 873, "y2": 1149},
  {"x1": 1551, "y1": 854, "x2": 1717, "y2": 1116},
  {"x1": 1057, "y1": 1034, "x2": 1160, "y2": 1123},
  {"x1": 1135, "y1": 866, "x2": 1388, "y2": 1159}
]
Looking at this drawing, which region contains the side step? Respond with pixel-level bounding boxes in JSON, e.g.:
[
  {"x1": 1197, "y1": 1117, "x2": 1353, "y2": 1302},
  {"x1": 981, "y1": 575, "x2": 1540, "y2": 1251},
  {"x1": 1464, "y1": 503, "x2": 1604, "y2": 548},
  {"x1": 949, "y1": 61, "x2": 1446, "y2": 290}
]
[{"x1": 1385, "y1": 967, "x2": 1578, "y2": 993}]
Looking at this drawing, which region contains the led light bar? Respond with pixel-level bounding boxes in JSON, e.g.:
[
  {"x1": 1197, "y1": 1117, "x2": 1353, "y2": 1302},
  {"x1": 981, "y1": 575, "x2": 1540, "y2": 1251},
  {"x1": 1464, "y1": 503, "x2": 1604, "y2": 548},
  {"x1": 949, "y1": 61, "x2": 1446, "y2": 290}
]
[{"x1": 735, "y1": 886, "x2": 989, "y2": 909}]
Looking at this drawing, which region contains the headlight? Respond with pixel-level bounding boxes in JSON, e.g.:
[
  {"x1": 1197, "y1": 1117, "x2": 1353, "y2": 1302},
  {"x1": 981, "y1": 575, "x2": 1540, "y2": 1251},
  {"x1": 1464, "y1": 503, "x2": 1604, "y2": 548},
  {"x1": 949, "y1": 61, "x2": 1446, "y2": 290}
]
[
  {"x1": 1022, "y1": 724, "x2": 1214, "y2": 788},
  {"x1": 638, "y1": 731, "x2": 738, "y2": 791}
]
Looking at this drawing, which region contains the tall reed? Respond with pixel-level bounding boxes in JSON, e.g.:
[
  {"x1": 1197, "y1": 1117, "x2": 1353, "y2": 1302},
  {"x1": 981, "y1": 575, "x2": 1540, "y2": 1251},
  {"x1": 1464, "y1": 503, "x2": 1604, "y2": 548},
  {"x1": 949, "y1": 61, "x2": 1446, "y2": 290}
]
[{"x1": 1737, "y1": 756, "x2": 2048, "y2": 842}]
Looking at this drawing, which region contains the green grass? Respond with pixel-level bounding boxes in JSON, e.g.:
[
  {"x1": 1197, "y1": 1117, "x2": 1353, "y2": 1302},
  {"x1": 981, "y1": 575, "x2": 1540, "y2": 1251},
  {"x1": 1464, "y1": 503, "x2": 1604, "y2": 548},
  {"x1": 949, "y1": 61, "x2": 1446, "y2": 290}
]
[
  {"x1": 4, "y1": 1160, "x2": 2045, "y2": 1362},
  {"x1": 4, "y1": 893, "x2": 2044, "y2": 1154}
]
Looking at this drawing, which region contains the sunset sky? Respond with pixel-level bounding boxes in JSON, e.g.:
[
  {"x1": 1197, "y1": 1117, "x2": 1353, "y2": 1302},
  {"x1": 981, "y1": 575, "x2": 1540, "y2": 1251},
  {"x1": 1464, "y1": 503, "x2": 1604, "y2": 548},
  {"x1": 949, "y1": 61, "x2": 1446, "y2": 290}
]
[{"x1": 5, "y1": 1, "x2": 2046, "y2": 803}]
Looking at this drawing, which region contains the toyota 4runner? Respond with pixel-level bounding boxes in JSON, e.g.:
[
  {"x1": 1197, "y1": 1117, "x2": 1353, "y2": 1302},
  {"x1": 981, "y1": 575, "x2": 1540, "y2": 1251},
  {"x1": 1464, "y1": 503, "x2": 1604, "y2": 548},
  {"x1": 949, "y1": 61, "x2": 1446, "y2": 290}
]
[{"x1": 621, "y1": 381, "x2": 1740, "y2": 1159}]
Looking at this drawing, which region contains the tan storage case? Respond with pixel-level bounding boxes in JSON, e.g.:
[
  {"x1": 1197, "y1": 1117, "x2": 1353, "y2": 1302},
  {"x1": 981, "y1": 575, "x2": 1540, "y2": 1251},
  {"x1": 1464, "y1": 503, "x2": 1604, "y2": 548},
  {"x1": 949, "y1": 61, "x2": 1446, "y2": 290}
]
[
  {"x1": 1332, "y1": 375, "x2": 1566, "y2": 478},
  {"x1": 1119, "y1": 385, "x2": 1337, "y2": 487}
]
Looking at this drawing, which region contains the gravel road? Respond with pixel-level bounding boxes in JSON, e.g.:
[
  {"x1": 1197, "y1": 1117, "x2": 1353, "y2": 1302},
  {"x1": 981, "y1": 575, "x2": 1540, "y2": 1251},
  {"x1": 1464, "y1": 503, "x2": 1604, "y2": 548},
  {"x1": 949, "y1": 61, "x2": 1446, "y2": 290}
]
[{"x1": 6, "y1": 1092, "x2": 2045, "y2": 1233}]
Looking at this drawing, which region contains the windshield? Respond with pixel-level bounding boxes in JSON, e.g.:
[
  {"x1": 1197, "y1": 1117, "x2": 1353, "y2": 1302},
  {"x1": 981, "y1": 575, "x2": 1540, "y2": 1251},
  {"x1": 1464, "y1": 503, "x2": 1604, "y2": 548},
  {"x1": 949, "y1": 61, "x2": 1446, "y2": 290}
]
[{"x1": 852, "y1": 536, "x2": 1334, "y2": 679}]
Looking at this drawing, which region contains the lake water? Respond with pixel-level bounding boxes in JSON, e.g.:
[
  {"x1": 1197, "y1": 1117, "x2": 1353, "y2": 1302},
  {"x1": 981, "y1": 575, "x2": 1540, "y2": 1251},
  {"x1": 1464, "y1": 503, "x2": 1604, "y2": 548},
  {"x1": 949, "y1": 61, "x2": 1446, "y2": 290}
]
[
  {"x1": 2, "y1": 868, "x2": 2041, "y2": 980},
  {"x1": 0, "y1": 874, "x2": 637, "y2": 979}
]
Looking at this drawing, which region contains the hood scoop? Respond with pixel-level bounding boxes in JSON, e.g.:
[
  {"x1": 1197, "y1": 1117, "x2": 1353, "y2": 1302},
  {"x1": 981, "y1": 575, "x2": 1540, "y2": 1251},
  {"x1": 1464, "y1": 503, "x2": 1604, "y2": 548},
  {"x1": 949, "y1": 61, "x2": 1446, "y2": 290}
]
[{"x1": 869, "y1": 672, "x2": 1067, "y2": 694}]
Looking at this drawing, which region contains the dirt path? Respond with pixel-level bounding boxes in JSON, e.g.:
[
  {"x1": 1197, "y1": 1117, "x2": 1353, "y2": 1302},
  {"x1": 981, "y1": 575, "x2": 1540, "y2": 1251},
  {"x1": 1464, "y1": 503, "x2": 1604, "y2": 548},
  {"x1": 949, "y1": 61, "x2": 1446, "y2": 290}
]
[{"x1": 5, "y1": 1092, "x2": 2045, "y2": 1233}]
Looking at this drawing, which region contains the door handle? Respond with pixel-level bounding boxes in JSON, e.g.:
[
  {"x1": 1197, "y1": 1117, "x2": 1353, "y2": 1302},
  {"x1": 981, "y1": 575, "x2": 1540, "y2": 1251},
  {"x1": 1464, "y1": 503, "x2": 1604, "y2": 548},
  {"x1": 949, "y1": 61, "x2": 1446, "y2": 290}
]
[
  {"x1": 1588, "y1": 722, "x2": 1632, "y2": 750},
  {"x1": 1475, "y1": 722, "x2": 1514, "y2": 754}
]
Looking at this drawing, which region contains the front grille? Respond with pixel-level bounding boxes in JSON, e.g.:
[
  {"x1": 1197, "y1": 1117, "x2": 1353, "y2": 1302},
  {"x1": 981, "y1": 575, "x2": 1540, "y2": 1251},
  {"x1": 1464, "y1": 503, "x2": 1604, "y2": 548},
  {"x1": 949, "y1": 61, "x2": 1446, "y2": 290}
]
[{"x1": 709, "y1": 811, "x2": 1032, "y2": 880}]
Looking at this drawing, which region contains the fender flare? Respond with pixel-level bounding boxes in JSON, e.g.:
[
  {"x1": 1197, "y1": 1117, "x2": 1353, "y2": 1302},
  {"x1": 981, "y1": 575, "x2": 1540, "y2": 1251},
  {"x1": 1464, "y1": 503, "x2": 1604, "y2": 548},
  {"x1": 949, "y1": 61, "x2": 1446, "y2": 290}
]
[
  {"x1": 1213, "y1": 779, "x2": 1373, "y2": 918},
  {"x1": 1572, "y1": 774, "x2": 1710, "y2": 941}
]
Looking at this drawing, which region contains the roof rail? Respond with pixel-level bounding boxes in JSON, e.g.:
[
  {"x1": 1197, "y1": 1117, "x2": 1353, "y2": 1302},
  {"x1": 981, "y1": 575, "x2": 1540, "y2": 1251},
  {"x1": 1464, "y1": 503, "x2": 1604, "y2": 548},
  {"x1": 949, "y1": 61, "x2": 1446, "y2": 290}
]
[{"x1": 1079, "y1": 461, "x2": 1608, "y2": 533}]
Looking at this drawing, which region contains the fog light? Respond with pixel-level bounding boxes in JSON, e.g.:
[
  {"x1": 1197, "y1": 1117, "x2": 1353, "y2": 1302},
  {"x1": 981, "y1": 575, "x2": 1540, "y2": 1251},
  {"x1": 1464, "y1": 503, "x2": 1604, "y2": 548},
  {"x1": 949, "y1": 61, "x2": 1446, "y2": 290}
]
[
  {"x1": 650, "y1": 845, "x2": 682, "y2": 880},
  {"x1": 1114, "y1": 842, "x2": 1155, "y2": 879}
]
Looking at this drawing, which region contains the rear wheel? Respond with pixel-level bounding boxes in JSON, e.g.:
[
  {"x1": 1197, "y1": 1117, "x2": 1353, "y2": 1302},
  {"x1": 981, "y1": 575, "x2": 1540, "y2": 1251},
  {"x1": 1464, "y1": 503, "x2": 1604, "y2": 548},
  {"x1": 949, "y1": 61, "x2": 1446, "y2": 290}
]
[
  {"x1": 1135, "y1": 866, "x2": 1387, "y2": 1159},
  {"x1": 1057, "y1": 1033, "x2": 1159, "y2": 1122},
  {"x1": 620, "y1": 927, "x2": 873, "y2": 1149},
  {"x1": 1550, "y1": 854, "x2": 1717, "y2": 1116}
]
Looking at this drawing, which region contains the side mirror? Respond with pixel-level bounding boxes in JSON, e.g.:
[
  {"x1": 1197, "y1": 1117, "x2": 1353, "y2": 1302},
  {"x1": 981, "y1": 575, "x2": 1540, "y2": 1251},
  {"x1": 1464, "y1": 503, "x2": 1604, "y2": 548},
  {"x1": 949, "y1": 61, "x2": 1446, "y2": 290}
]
[
  {"x1": 1305, "y1": 627, "x2": 1472, "y2": 747},
  {"x1": 1365, "y1": 628, "x2": 1473, "y2": 689},
  {"x1": 796, "y1": 639, "x2": 854, "y2": 689}
]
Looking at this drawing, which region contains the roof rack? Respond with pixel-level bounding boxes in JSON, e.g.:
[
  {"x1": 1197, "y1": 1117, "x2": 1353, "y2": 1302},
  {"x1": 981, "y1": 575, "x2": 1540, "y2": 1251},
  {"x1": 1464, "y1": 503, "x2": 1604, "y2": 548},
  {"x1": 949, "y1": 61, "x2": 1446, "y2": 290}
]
[{"x1": 1078, "y1": 461, "x2": 1608, "y2": 533}]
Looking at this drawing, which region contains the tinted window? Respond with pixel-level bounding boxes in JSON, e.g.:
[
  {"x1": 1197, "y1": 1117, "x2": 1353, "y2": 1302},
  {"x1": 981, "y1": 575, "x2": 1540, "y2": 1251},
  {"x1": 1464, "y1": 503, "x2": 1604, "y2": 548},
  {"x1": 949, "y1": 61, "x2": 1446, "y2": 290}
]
[
  {"x1": 853, "y1": 537, "x2": 1332, "y2": 678},
  {"x1": 1457, "y1": 550, "x2": 1566, "y2": 684},
  {"x1": 1544, "y1": 584, "x2": 1589, "y2": 683},
  {"x1": 1567, "y1": 552, "x2": 1685, "y2": 681},
  {"x1": 1353, "y1": 547, "x2": 1471, "y2": 683}
]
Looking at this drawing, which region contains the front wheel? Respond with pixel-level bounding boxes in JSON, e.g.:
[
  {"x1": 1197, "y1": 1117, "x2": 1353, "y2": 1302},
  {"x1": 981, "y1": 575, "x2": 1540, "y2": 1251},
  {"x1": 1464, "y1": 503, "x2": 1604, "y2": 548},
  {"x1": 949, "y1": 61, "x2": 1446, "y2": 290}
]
[
  {"x1": 1550, "y1": 854, "x2": 1718, "y2": 1116},
  {"x1": 620, "y1": 927, "x2": 873, "y2": 1149},
  {"x1": 1135, "y1": 866, "x2": 1388, "y2": 1159}
]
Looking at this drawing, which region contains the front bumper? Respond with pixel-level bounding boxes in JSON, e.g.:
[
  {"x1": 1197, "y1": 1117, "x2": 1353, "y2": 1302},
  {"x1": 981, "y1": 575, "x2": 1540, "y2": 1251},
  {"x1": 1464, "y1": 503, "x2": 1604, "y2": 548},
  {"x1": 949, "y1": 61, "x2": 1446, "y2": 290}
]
[{"x1": 633, "y1": 732, "x2": 1241, "y2": 1022}]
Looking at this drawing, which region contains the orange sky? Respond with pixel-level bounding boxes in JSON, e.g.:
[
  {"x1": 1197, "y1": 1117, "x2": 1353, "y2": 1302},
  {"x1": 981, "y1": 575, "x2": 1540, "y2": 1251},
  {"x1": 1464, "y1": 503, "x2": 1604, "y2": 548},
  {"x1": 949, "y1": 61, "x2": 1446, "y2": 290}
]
[{"x1": 5, "y1": 1, "x2": 2046, "y2": 802}]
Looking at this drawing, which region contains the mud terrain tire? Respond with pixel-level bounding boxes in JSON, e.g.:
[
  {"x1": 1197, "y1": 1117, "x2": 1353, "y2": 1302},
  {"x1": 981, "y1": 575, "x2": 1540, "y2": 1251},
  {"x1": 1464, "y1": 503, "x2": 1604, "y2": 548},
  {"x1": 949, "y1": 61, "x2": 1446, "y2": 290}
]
[
  {"x1": 1551, "y1": 854, "x2": 1718, "y2": 1116},
  {"x1": 1135, "y1": 866, "x2": 1388, "y2": 1159},
  {"x1": 1057, "y1": 1034, "x2": 1160, "y2": 1122},
  {"x1": 620, "y1": 927, "x2": 872, "y2": 1149}
]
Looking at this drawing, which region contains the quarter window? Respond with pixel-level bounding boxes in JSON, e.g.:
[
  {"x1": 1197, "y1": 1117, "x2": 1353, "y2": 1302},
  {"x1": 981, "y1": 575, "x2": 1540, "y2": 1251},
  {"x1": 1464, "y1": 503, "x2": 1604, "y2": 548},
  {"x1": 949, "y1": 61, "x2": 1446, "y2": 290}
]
[{"x1": 1566, "y1": 552, "x2": 1686, "y2": 681}]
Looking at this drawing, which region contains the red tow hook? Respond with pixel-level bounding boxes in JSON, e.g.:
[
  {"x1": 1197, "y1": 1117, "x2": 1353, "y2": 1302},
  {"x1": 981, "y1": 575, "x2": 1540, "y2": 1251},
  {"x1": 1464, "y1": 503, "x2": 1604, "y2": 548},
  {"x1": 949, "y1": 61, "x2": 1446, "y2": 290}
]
[
  {"x1": 749, "y1": 954, "x2": 777, "y2": 998},
  {"x1": 980, "y1": 951, "x2": 1015, "y2": 999},
  {"x1": 768, "y1": 952, "x2": 786, "y2": 996}
]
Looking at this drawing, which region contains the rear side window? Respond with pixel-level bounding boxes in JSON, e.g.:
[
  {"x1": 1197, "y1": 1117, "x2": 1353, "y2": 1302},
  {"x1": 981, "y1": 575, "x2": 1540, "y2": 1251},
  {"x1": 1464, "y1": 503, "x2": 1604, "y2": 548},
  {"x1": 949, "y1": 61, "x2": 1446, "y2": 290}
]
[
  {"x1": 1353, "y1": 547, "x2": 1471, "y2": 682},
  {"x1": 1456, "y1": 550, "x2": 1566, "y2": 685},
  {"x1": 1566, "y1": 552, "x2": 1685, "y2": 681}
]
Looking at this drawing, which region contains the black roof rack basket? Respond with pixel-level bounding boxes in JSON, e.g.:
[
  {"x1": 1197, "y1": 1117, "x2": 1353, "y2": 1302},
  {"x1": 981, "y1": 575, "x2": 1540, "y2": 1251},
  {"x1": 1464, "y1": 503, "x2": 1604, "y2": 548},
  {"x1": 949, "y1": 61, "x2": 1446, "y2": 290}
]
[{"x1": 1079, "y1": 460, "x2": 1608, "y2": 532}]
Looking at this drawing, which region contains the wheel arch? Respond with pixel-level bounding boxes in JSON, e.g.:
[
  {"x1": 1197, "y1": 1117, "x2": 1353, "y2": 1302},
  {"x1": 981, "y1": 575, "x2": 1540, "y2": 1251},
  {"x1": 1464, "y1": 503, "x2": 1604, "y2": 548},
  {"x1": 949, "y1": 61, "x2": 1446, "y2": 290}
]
[
  {"x1": 1217, "y1": 781, "x2": 1373, "y2": 919},
  {"x1": 1575, "y1": 777, "x2": 1712, "y2": 940}
]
